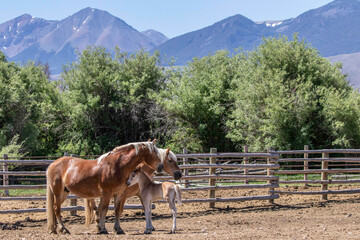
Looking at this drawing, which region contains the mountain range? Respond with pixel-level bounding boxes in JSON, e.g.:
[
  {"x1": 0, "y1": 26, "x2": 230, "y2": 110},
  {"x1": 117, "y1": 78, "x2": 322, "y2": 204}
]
[
  {"x1": 0, "y1": 7, "x2": 165, "y2": 74},
  {"x1": 0, "y1": 0, "x2": 359, "y2": 87}
]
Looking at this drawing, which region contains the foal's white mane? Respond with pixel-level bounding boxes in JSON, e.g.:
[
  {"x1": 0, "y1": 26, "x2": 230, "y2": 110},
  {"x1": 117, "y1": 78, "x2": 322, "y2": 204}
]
[{"x1": 97, "y1": 141, "x2": 159, "y2": 165}]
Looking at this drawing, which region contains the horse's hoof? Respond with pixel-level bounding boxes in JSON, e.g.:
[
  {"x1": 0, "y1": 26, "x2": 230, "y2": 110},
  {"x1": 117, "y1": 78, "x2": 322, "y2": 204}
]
[
  {"x1": 97, "y1": 229, "x2": 109, "y2": 234},
  {"x1": 115, "y1": 229, "x2": 125, "y2": 235},
  {"x1": 59, "y1": 227, "x2": 70, "y2": 234},
  {"x1": 143, "y1": 229, "x2": 152, "y2": 234},
  {"x1": 49, "y1": 230, "x2": 57, "y2": 234},
  {"x1": 170, "y1": 230, "x2": 176, "y2": 234},
  {"x1": 151, "y1": 226, "x2": 156, "y2": 231}
]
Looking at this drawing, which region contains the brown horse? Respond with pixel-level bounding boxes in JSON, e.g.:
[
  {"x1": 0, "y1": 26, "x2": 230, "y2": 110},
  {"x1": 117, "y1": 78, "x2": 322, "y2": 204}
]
[
  {"x1": 46, "y1": 141, "x2": 168, "y2": 234},
  {"x1": 84, "y1": 148, "x2": 182, "y2": 234}
]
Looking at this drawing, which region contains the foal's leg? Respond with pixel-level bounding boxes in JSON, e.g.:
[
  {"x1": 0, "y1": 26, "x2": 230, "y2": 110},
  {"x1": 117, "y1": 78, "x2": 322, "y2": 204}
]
[
  {"x1": 147, "y1": 201, "x2": 155, "y2": 231},
  {"x1": 54, "y1": 190, "x2": 70, "y2": 234},
  {"x1": 167, "y1": 195, "x2": 177, "y2": 233},
  {"x1": 96, "y1": 193, "x2": 111, "y2": 234},
  {"x1": 139, "y1": 194, "x2": 155, "y2": 231},
  {"x1": 143, "y1": 200, "x2": 153, "y2": 234},
  {"x1": 113, "y1": 194, "x2": 126, "y2": 234}
]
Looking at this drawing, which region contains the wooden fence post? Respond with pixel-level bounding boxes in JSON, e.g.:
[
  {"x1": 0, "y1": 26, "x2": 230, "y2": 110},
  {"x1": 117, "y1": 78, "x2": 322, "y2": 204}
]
[
  {"x1": 3, "y1": 154, "x2": 9, "y2": 196},
  {"x1": 304, "y1": 145, "x2": 309, "y2": 187},
  {"x1": 267, "y1": 147, "x2": 275, "y2": 204},
  {"x1": 209, "y1": 148, "x2": 217, "y2": 208},
  {"x1": 243, "y1": 146, "x2": 249, "y2": 184},
  {"x1": 183, "y1": 148, "x2": 189, "y2": 188},
  {"x1": 321, "y1": 152, "x2": 329, "y2": 200},
  {"x1": 70, "y1": 153, "x2": 78, "y2": 216}
]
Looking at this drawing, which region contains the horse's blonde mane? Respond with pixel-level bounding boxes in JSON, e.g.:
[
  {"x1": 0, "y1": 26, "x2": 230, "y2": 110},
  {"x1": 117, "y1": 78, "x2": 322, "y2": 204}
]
[
  {"x1": 169, "y1": 151, "x2": 177, "y2": 162},
  {"x1": 97, "y1": 152, "x2": 111, "y2": 164},
  {"x1": 97, "y1": 141, "x2": 158, "y2": 165},
  {"x1": 112, "y1": 141, "x2": 156, "y2": 155},
  {"x1": 157, "y1": 148, "x2": 177, "y2": 163}
]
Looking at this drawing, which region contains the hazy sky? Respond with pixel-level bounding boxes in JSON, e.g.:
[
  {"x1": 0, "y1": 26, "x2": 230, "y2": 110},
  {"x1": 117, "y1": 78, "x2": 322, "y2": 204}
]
[{"x1": 1, "y1": 0, "x2": 334, "y2": 38}]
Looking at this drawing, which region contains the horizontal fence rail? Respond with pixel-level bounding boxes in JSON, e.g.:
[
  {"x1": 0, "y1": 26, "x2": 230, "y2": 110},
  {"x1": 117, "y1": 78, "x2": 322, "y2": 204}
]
[
  {"x1": 277, "y1": 158, "x2": 360, "y2": 163},
  {"x1": 155, "y1": 195, "x2": 280, "y2": 204},
  {"x1": 274, "y1": 149, "x2": 360, "y2": 154},
  {"x1": 175, "y1": 152, "x2": 279, "y2": 159},
  {"x1": 270, "y1": 189, "x2": 360, "y2": 195},
  {"x1": 0, "y1": 204, "x2": 155, "y2": 214}
]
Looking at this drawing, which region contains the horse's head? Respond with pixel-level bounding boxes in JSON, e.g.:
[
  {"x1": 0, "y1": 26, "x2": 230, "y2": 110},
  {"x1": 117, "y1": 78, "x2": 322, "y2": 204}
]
[
  {"x1": 127, "y1": 164, "x2": 155, "y2": 188},
  {"x1": 157, "y1": 148, "x2": 182, "y2": 181},
  {"x1": 141, "y1": 140, "x2": 182, "y2": 181},
  {"x1": 127, "y1": 168, "x2": 140, "y2": 187},
  {"x1": 141, "y1": 139, "x2": 165, "y2": 174}
]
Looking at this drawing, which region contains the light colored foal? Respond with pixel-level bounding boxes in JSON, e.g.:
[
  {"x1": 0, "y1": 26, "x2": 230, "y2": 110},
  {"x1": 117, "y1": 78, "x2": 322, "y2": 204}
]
[{"x1": 128, "y1": 169, "x2": 182, "y2": 234}]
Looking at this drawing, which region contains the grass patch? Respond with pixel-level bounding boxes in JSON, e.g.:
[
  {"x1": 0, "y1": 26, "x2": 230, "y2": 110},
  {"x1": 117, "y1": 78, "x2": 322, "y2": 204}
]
[
  {"x1": 4, "y1": 189, "x2": 46, "y2": 196},
  {"x1": 277, "y1": 174, "x2": 320, "y2": 181}
]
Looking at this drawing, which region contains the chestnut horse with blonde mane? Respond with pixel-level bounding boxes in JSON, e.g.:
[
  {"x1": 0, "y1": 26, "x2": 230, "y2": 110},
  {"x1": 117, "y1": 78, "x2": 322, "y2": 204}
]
[
  {"x1": 84, "y1": 148, "x2": 182, "y2": 234},
  {"x1": 46, "y1": 140, "x2": 170, "y2": 234}
]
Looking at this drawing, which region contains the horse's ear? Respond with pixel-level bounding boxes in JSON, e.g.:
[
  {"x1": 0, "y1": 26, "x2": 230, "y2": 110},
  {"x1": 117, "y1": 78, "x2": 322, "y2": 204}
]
[
  {"x1": 152, "y1": 139, "x2": 157, "y2": 144},
  {"x1": 148, "y1": 138, "x2": 151, "y2": 142},
  {"x1": 166, "y1": 148, "x2": 170, "y2": 155},
  {"x1": 135, "y1": 165, "x2": 142, "y2": 172}
]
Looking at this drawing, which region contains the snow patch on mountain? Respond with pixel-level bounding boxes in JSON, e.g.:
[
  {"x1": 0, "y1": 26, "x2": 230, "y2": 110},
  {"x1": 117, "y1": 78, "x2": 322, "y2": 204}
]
[{"x1": 256, "y1": 20, "x2": 283, "y2": 27}]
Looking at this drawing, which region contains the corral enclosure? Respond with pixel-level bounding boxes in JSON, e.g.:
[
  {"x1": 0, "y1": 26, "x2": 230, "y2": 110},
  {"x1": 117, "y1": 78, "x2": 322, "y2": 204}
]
[{"x1": 1, "y1": 147, "x2": 360, "y2": 239}]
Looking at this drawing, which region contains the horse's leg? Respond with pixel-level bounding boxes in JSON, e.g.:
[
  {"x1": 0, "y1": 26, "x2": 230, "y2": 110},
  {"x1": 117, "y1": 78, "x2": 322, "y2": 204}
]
[
  {"x1": 113, "y1": 194, "x2": 126, "y2": 234},
  {"x1": 54, "y1": 190, "x2": 70, "y2": 234},
  {"x1": 94, "y1": 202, "x2": 99, "y2": 225},
  {"x1": 138, "y1": 194, "x2": 155, "y2": 231},
  {"x1": 168, "y1": 199, "x2": 177, "y2": 234},
  {"x1": 46, "y1": 182, "x2": 57, "y2": 234},
  {"x1": 96, "y1": 193, "x2": 111, "y2": 234},
  {"x1": 84, "y1": 199, "x2": 96, "y2": 227},
  {"x1": 94, "y1": 201, "x2": 100, "y2": 230},
  {"x1": 143, "y1": 200, "x2": 153, "y2": 234}
]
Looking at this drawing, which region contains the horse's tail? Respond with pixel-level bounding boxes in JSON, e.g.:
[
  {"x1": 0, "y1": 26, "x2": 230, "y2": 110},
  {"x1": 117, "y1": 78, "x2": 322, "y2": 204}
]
[
  {"x1": 174, "y1": 185, "x2": 182, "y2": 205},
  {"x1": 46, "y1": 173, "x2": 56, "y2": 233},
  {"x1": 84, "y1": 198, "x2": 96, "y2": 227}
]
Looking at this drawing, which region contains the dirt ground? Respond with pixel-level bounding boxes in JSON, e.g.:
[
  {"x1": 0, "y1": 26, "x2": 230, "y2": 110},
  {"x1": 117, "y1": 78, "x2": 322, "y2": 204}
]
[{"x1": 1, "y1": 185, "x2": 360, "y2": 239}]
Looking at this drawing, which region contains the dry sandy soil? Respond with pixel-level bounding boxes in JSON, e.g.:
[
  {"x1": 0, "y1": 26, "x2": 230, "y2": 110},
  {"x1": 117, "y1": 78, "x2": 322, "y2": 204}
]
[{"x1": 1, "y1": 185, "x2": 360, "y2": 239}]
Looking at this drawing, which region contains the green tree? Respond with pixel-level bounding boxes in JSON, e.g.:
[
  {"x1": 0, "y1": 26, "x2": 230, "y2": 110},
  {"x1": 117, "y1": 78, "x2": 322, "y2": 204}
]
[
  {"x1": 59, "y1": 46, "x2": 165, "y2": 155},
  {"x1": 227, "y1": 35, "x2": 354, "y2": 151},
  {"x1": 0, "y1": 135, "x2": 26, "y2": 158},
  {"x1": 114, "y1": 49, "x2": 166, "y2": 142},
  {"x1": 0, "y1": 52, "x2": 63, "y2": 155},
  {"x1": 321, "y1": 89, "x2": 360, "y2": 148},
  {"x1": 159, "y1": 51, "x2": 241, "y2": 152}
]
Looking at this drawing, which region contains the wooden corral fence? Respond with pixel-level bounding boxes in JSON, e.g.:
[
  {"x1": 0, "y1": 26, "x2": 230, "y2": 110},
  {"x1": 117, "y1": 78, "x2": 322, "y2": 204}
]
[
  {"x1": 2, "y1": 147, "x2": 360, "y2": 214},
  {"x1": 157, "y1": 148, "x2": 280, "y2": 206},
  {"x1": 271, "y1": 146, "x2": 360, "y2": 200},
  {"x1": 0, "y1": 149, "x2": 279, "y2": 214}
]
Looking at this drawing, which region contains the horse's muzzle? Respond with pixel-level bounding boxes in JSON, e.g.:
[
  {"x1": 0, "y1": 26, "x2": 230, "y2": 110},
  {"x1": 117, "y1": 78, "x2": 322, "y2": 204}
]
[
  {"x1": 126, "y1": 177, "x2": 132, "y2": 186},
  {"x1": 174, "y1": 171, "x2": 182, "y2": 181}
]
